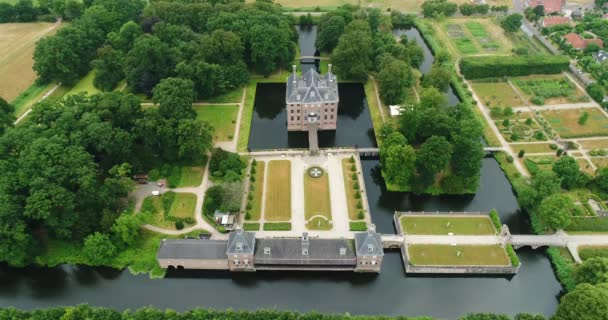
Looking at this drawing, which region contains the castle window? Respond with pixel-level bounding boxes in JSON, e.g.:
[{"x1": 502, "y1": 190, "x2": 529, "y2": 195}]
[
  {"x1": 330, "y1": 115, "x2": 334, "y2": 120},
  {"x1": 297, "y1": 116, "x2": 300, "y2": 120},
  {"x1": 290, "y1": 110, "x2": 294, "y2": 113},
  {"x1": 324, "y1": 115, "x2": 327, "y2": 120},
  {"x1": 291, "y1": 116, "x2": 294, "y2": 121}
]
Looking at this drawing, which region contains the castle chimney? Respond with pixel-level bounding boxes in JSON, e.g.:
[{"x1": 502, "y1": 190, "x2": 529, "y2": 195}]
[
  {"x1": 368, "y1": 223, "x2": 376, "y2": 235},
  {"x1": 292, "y1": 65, "x2": 297, "y2": 84}
]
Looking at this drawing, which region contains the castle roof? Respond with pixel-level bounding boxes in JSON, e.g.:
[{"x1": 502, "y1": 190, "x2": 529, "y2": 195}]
[
  {"x1": 226, "y1": 229, "x2": 256, "y2": 255},
  {"x1": 354, "y1": 229, "x2": 384, "y2": 257},
  {"x1": 286, "y1": 68, "x2": 339, "y2": 104},
  {"x1": 254, "y1": 236, "x2": 356, "y2": 265},
  {"x1": 157, "y1": 239, "x2": 228, "y2": 260}
]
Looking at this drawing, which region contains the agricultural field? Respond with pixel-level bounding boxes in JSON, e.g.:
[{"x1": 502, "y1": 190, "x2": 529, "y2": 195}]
[
  {"x1": 264, "y1": 160, "x2": 292, "y2": 221},
  {"x1": 511, "y1": 75, "x2": 589, "y2": 105},
  {"x1": 471, "y1": 80, "x2": 524, "y2": 108},
  {"x1": 400, "y1": 215, "x2": 496, "y2": 235},
  {"x1": 304, "y1": 169, "x2": 332, "y2": 230},
  {"x1": 0, "y1": 22, "x2": 60, "y2": 102},
  {"x1": 407, "y1": 244, "x2": 511, "y2": 266},
  {"x1": 142, "y1": 192, "x2": 197, "y2": 230},
  {"x1": 194, "y1": 105, "x2": 239, "y2": 142},
  {"x1": 439, "y1": 18, "x2": 513, "y2": 56},
  {"x1": 539, "y1": 108, "x2": 608, "y2": 138}
]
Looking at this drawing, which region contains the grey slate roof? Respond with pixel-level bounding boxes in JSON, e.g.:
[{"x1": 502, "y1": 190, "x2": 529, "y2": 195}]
[
  {"x1": 354, "y1": 230, "x2": 384, "y2": 257},
  {"x1": 286, "y1": 68, "x2": 339, "y2": 104},
  {"x1": 157, "y1": 239, "x2": 228, "y2": 260},
  {"x1": 226, "y1": 229, "x2": 256, "y2": 255},
  {"x1": 594, "y1": 50, "x2": 608, "y2": 64},
  {"x1": 254, "y1": 238, "x2": 356, "y2": 265}
]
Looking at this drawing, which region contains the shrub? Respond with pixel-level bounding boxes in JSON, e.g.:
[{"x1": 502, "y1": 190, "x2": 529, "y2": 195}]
[
  {"x1": 530, "y1": 96, "x2": 545, "y2": 105},
  {"x1": 557, "y1": 149, "x2": 563, "y2": 156},
  {"x1": 245, "y1": 212, "x2": 251, "y2": 220},
  {"x1": 550, "y1": 143, "x2": 558, "y2": 150},
  {"x1": 489, "y1": 209, "x2": 502, "y2": 231},
  {"x1": 350, "y1": 222, "x2": 367, "y2": 231},
  {"x1": 503, "y1": 107, "x2": 514, "y2": 117},
  {"x1": 357, "y1": 211, "x2": 365, "y2": 219},
  {"x1": 507, "y1": 155, "x2": 514, "y2": 163},
  {"x1": 518, "y1": 150, "x2": 525, "y2": 158},
  {"x1": 578, "y1": 111, "x2": 589, "y2": 125},
  {"x1": 506, "y1": 244, "x2": 520, "y2": 266},
  {"x1": 356, "y1": 201, "x2": 362, "y2": 209},
  {"x1": 525, "y1": 118, "x2": 533, "y2": 125},
  {"x1": 566, "y1": 217, "x2": 608, "y2": 232},
  {"x1": 535, "y1": 131, "x2": 545, "y2": 140},
  {"x1": 246, "y1": 202, "x2": 252, "y2": 210},
  {"x1": 248, "y1": 193, "x2": 253, "y2": 200},
  {"x1": 579, "y1": 247, "x2": 608, "y2": 260},
  {"x1": 502, "y1": 119, "x2": 510, "y2": 127},
  {"x1": 162, "y1": 192, "x2": 176, "y2": 214},
  {"x1": 351, "y1": 164, "x2": 356, "y2": 172},
  {"x1": 175, "y1": 221, "x2": 184, "y2": 230},
  {"x1": 352, "y1": 173, "x2": 357, "y2": 180},
  {"x1": 547, "y1": 247, "x2": 576, "y2": 291},
  {"x1": 353, "y1": 181, "x2": 360, "y2": 190},
  {"x1": 349, "y1": 156, "x2": 355, "y2": 163},
  {"x1": 511, "y1": 133, "x2": 519, "y2": 141},
  {"x1": 250, "y1": 175, "x2": 255, "y2": 182},
  {"x1": 355, "y1": 191, "x2": 361, "y2": 199}
]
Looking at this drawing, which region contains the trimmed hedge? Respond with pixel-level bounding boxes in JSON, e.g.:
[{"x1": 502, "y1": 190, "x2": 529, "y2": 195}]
[
  {"x1": 349, "y1": 222, "x2": 368, "y2": 231},
  {"x1": 489, "y1": 209, "x2": 502, "y2": 231},
  {"x1": 263, "y1": 222, "x2": 291, "y2": 231},
  {"x1": 459, "y1": 55, "x2": 570, "y2": 79},
  {"x1": 506, "y1": 244, "x2": 520, "y2": 267},
  {"x1": 546, "y1": 247, "x2": 576, "y2": 291},
  {"x1": 565, "y1": 217, "x2": 608, "y2": 232}
]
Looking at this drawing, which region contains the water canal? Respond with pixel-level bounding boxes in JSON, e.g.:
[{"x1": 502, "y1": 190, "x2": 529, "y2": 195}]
[{"x1": 0, "y1": 25, "x2": 563, "y2": 319}]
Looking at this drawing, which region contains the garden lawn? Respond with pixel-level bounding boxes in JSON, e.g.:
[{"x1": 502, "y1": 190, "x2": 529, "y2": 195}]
[
  {"x1": 247, "y1": 161, "x2": 265, "y2": 221},
  {"x1": 471, "y1": 81, "x2": 524, "y2": 108},
  {"x1": 264, "y1": 160, "x2": 292, "y2": 221},
  {"x1": 577, "y1": 158, "x2": 596, "y2": 176},
  {"x1": 304, "y1": 170, "x2": 332, "y2": 229},
  {"x1": 524, "y1": 155, "x2": 557, "y2": 174},
  {"x1": 400, "y1": 215, "x2": 496, "y2": 235},
  {"x1": 177, "y1": 166, "x2": 204, "y2": 187},
  {"x1": 142, "y1": 192, "x2": 196, "y2": 230},
  {"x1": 540, "y1": 108, "x2": 608, "y2": 138},
  {"x1": 592, "y1": 157, "x2": 608, "y2": 169},
  {"x1": 65, "y1": 70, "x2": 102, "y2": 97},
  {"x1": 342, "y1": 158, "x2": 361, "y2": 220},
  {"x1": 510, "y1": 143, "x2": 554, "y2": 154},
  {"x1": 408, "y1": 244, "x2": 510, "y2": 266},
  {"x1": 194, "y1": 105, "x2": 239, "y2": 142},
  {"x1": 199, "y1": 87, "x2": 243, "y2": 104},
  {"x1": 169, "y1": 193, "x2": 197, "y2": 219},
  {"x1": 578, "y1": 139, "x2": 608, "y2": 150}
]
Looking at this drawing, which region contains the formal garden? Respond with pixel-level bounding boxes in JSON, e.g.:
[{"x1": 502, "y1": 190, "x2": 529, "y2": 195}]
[
  {"x1": 407, "y1": 244, "x2": 512, "y2": 266},
  {"x1": 341, "y1": 157, "x2": 365, "y2": 221},
  {"x1": 304, "y1": 166, "x2": 333, "y2": 231},
  {"x1": 539, "y1": 108, "x2": 608, "y2": 138},
  {"x1": 400, "y1": 215, "x2": 498, "y2": 235},
  {"x1": 495, "y1": 112, "x2": 548, "y2": 142},
  {"x1": 511, "y1": 75, "x2": 589, "y2": 105}
]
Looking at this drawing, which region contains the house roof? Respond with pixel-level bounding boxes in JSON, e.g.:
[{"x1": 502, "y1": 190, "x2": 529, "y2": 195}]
[
  {"x1": 286, "y1": 68, "x2": 339, "y2": 104},
  {"x1": 354, "y1": 229, "x2": 384, "y2": 257},
  {"x1": 157, "y1": 239, "x2": 228, "y2": 260},
  {"x1": 603, "y1": 13, "x2": 608, "y2": 19},
  {"x1": 593, "y1": 50, "x2": 608, "y2": 63},
  {"x1": 542, "y1": 16, "x2": 570, "y2": 27},
  {"x1": 563, "y1": 32, "x2": 603, "y2": 49},
  {"x1": 254, "y1": 237, "x2": 356, "y2": 265},
  {"x1": 226, "y1": 229, "x2": 255, "y2": 255},
  {"x1": 529, "y1": 0, "x2": 564, "y2": 13}
]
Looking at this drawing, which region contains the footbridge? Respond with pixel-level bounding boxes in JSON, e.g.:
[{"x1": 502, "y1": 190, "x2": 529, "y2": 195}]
[{"x1": 297, "y1": 56, "x2": 330, "y2": 60}]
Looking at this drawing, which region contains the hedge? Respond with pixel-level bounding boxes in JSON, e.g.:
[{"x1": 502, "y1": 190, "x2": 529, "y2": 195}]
[
  {"x1": 565, "y1": 217, "x2": 608, "y2": 232},
  {"x1": 505, "y1": 244, "x2": 520, "y2": 267},
  {"x1": 489, "y1": 209, "x2": 502, "y2": 231},
  {"x1": 349, "y1": 222, "x2": 368, "y2": 231},
  {"x1": 459, "y1": 55, "x2": 570, "y2": 79},
  {"x1": 263, "y1": 222, "x2": 291, "y2": 231},
  {"x1": 546, "y1": 247, "x2": 576, "y2": 291}
]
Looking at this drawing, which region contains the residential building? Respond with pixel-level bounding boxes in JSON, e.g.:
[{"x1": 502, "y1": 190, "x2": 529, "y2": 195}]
[
  {"x1": 593, "y1": 50, "x2": 608, "y2": 64},
  {"x1": 541, "y1": 16, "x2": 570, "y2": 27},
  {"x1": 526, "y1": 0, "x2": 565, "y2": 14},
  {"x1": 563, "y1": 32, "x2": 603, "y2": 49}
]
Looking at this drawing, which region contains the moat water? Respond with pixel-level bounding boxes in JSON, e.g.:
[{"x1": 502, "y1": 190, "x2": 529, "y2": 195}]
[{"x1": 0, "y1": 26, "x2": 563, "y2": 319}]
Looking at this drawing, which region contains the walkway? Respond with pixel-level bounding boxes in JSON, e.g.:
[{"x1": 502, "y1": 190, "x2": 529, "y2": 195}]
[
  {"x1": 297, "y1": 56, "x2": 330, "y2": 60},
  {"x1": 512, "y1": 102, "x2": 600, "y2": 113}
]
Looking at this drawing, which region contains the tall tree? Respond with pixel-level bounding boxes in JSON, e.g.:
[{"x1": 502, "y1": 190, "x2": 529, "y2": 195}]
[
  {"x1": 0, "y1": 97, "x2": 15, "y2": 135},
  {"x1": 501, "y1": 13, "x2": 523, "y2": 33},
  {"x1": 416, "y1": 135, "x2": 453, "y2": 183},
  {"x1": 177, "y1": 119, "x2": 213, "y2": 162},
  {"x1": 552, "y1": 156, "x2": 582, "y2": 189},
  {"x1": 249, "y1": 24, "x2": 295, "y2": 76},
  {"x1": 124, "y1": 35, "x2": 175, "y2": 96},
  {"x1": 331, "y1": 20, "x2": 373, "y2": 82},
  {"x1": 574, "y1": 257, "x2": 608, "y2": 285},
  {"x1": 92, "y1": 45, "x2": 125, "y2": 91},
  {"x1": 315, "y1": 15, "x2": 346, "y2": 53},
  {"x1": 152, "y1": 77, "x2": 195, "y2": 120},
  {"x1": 377, "y1": 58, "x2": 413, "y2": 105},
  {"x1": 553, "y1": 283, "x2": 608, "y2": 320},
  {"x1": 537, "y1": 194, "x2": 574, "y2": 230}
]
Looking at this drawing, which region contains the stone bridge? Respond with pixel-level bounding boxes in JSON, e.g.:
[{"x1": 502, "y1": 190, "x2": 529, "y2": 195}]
[{"x1": 297, "y1": 56, "x2": 330, "y2": 60}]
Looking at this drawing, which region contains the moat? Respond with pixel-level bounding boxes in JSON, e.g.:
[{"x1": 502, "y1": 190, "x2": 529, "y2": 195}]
[{"x1": 0, "y1": 26, "x2": 563, "y2": 319}]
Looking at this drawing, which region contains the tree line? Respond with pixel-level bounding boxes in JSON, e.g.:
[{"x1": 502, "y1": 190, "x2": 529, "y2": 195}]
[
  {"x1": 0, "y1": 77, "x2": 213, "y2": 266},
  {"x1": 0, "y1": 0, "x2": 89, "y2": 23},
  {"x1": 421, "y1": 0, "x2": 508, "y2": 18}
]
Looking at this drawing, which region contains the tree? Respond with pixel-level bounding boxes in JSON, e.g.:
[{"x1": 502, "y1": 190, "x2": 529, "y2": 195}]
[
  {"x1": 419, "y1": 87, "x2": 447, "y2": 109},
  {"x1": 0, "y1": 97, "x2": 15, "y2": 135},
  {"x1": 249, "y1": 24, "x2": 295, "y2": 76},
  {"x1": 501, "y1": 13, "x2": 523, "y2": 33},
  {"x1": 124, "y1": 35, "x2": 174, "y2": 96},
  {"x1": 574, "y1": 257, "x2": 608, "y2": 285},
  {"x1": 331, "y1": 20, "x2": 373, "y2": 82},
  {"x1": 532, "y1": 5, "x2": 544, "y2": 17},
  {"x1": 531, "y1": 170, "x2": 561, "y2": 202},
  {"x1": 177, "y1": 119, "x2": 213, "y2": 161},
  {"x1": 107, "y1": 21, "x2": 142, "y2": 52},
  {"x1": 587, "y1": 83, "x2": 605, "y2": 103},
  {"x1": 316, "y1": 15, "x2": 346, "y2": 53},
  {"x1": 553, "y1": 283, "x2": 608, "y2": 320},
  {"x1": 422, "y1": 0, "x2": 458, "y2": 17},
  {"x1": 200, "y1": 30, "x2": 244, "y2": 65},
  {"x1": 83, "y1": 232, "x2": 117, "y2": 265},
  {"x1": 152, "y1": 77, "x2": 195, "y2": 120},
  {"x1": 92, "y1": 45, "x2": 125, "y2": 91},
  {"x1": 595, "y1": 167, "x2": 608, "y2": 192},
  {"x1": 537, "y1": 194, "x2": 574, "y2": 230},
  {"x1": 384, "y1": 144, "x2": 416, "y2": 187},
  {"x1": 422, "y1": 64, "x2": 452, "y2": 91},
  {"x1": 416, "y1": 135, "x2": 453, "y2": 182},
  {"x1": 64, "y1": 0, "x2": 84, "y2": 20},
  {"x1": 33, "y1": 27, "x2": 92, "y2": 84},
  {"x1": 111, "y1": 214, "x2": 141, "y2": 247},
  {"x1": 552, "y1": 156, "x2": 582, "y2": 189},
  {"x1": 377, "y1": 58, "x2": 413, "y2": 105}
]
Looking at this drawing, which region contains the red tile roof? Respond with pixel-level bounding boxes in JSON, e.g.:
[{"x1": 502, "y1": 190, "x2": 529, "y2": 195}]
[
  {"x1": 529, "y1": 0, "x2": 564, "y2": 13},
  {"x1": 563, "y1": 33, "x2": 604, "y2": 49},
  {"x1": 542, "y1": 16, "x2": 570, "y2": 27},
  {"x1": 603, "y1": 13, "x2": 608, "y2": 19}
]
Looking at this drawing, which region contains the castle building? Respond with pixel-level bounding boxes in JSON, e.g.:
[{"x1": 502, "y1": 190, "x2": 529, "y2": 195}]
[{"x1": 285, "y1": 65, "x2": 339, "y2": 154}]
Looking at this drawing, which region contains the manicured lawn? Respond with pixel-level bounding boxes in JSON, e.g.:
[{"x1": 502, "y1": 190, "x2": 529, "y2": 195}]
[
  {"x1": 306, "y1": 216, "x2": 332, "y2": 230},
  {"x1": 350, "y1": 221, "x2": 367, "y2": 231},
  {"x1": 65, "y1": 70, "x2": 102, "y2": 97},
  {"x1": 512, "y1": 75, "x2": 588, "y2": 105},
  {"x1": 471, "y1": 81, "x2": 524, "y2": 108},
  {"x1": 243, "y1": 223, "x2": 260, "y2": 231},
  {"x1": 247, "y1": 161, "x2": 265, "y2": 221},
  {"x1": 408, "y1": 244, "x2": 511, "y2": 266},
  {"x1": 364, "y1": 80, "x2": 387, "y2": 146},
  {"x1": 341, "y1": 158, "x2": 362, "y2": 220},
  {"x1": 400, "y1": 215, "x2": 496, "y2": 235},
  {"x1": 199, "y1": 87, "x2": 243, "y2": 104},
  {"x1": 578, "y1": 139, "x2": 608, "y2": 150},
  {"x1": 510, "y1": 143, "x2": 554, "y2": 154},
  {"x1": 577, "y1": 158, "x2": 596, "y2": 176},
  {"x1": 194, "y1": 105, "x2": 239, "y2": 142},
  {"x1": 263, "y1": 222, "x2": 291, "y2": 231},
  {"x1": 237, "y1": 80, "x2": 257, "y2": 151},
  {"x1": 177, "y1": 166, "x2": 204, "y2": 187},
  {"x1": 169, "y1": 193, "x2": 197, "y2": 218},
  {"x1": 304, "y1": 169, "x2": 332, "y2": 222},
  {"x1": 0, "y1": 22, "x2": 60, "y2": 102},
  {"x1": 264, "y1": 160, "x2": 292, "y2": 221},
  {"x1": 142, "y1": 192, "x2": 197, "y2": 230},
  {"x1": 540, "y1": 108, "x2": 608, "y2": 138}
]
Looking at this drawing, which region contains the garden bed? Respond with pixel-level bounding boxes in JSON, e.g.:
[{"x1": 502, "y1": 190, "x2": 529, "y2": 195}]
[{"x1": 511, "y1": 75, "x2": 588, "y2": 105}]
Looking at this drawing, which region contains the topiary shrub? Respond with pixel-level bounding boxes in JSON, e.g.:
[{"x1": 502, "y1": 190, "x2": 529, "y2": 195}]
[
  {"x1": 175, "y1": 221, "x2": 184, "y2": 230},
  {"x1": 518, "y1": 150, "x2": 525, "y2": 158},
  {"x1": 356, "y1": 201, "x2": 362, "y2": 209}
]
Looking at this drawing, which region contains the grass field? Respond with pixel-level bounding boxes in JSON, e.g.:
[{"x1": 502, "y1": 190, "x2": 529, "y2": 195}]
[
  {"x1": 194, "y1": 105, "x2": 239, "y2": 142},
  {"x1": 143, "y1": 192, "x2": 197, "y2": 230},
  {"x1": 0, "y1": 22, "x2": 60, "y2": 102},
  {"x1": 578, "y1": 139, "x2": 608, "y2": 150},
  {"x1": 247, "y1": 161, "x2": 265, "y2": 221},
  {"x1": 177, "y1": 166, "x2": 204, "y2": 188},
  {"x1": 408, "y1": 244, "x2": 511, "y2": 266},
  {"x1": 577, "y1": 158, "x2": 596, "y2": 176},
  {"x1": 400, "y1": 215, "x2": 497, "y2": 235},
  {"x1": 342, "y1": 158, "x2": 362, "y2": 220},
  {"x1": 471, "y1": 81, "x2": 524, "y2": 108},
  {"x1": 592, "y1": 157, "x2": 608, "y2": 169},
  {"x1": 65, "y1": 70, "x2": 102, "y2": 97},
  {"x1": 199, "y1": 87, "x2": 243, "y2": 104},
  {"x1": 510, "y1": 143, "x2": 554, "y2": 154},
  {"x1": 540, "y1": 108, "x2": 608, "y2": 138},
  {"x1": 264, "y1": 160, "x2": 292, "y2": 221},
  {"x1": 304, "y1": 168, "x2": 332, "y2": 229},
  {"x1": 507, "y1": 30, "x2": 550, "y2": 55}
]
